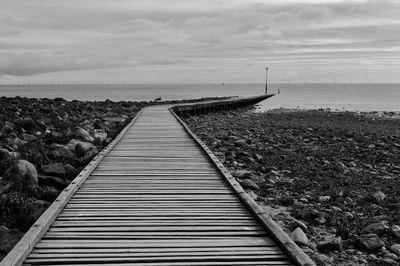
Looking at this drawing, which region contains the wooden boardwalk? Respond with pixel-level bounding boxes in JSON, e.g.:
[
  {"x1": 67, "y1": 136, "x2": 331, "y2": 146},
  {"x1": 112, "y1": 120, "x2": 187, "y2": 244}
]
[{"x1": 2, "y1": 98, "x2": 315, "y2": 266}]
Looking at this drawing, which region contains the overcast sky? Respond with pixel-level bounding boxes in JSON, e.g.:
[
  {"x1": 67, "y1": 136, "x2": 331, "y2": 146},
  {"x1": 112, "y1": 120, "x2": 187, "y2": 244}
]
[{"x1": 0, "y1": 0, "x2": 399, "y2": 84}]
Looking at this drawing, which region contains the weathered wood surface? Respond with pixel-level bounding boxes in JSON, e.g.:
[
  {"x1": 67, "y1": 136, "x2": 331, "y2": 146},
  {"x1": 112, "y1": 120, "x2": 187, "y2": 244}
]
[{"x1": 1, "y1": 96, "x2": 315, "y2": 266}]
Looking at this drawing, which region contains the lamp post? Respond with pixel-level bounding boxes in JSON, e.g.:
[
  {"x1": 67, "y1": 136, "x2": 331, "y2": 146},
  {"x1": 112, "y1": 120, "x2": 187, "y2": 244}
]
[{"x1": 265, "y1": 67, "x2": 269, "y2": 94}]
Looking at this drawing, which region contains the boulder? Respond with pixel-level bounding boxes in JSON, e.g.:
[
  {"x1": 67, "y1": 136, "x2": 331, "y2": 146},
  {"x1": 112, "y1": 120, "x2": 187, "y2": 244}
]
[
  {"x1": 391, "y1": 225, "x2": 400, "y2": 239},
  {"x1": 317, "y1": 237, "x2": 343, "y2": 251},
  {"x1": 238, "y1": 179, "x2": 260, "y2": 190},
  {"x1": 362, "y1": 222, "x2": 388, "y2": 235},
  {"x1": 0, "y1": 226, "x2": 24, "y2": 253},
  {"x1": 232, "y1": 170, "x2": 252, "y2": 179},
  {"x1": 18, "y1": 200, "x2": 50, "y2": 229},
  {"x1": 3, "y1": 160, "x2": 38, "y2": 186},
  {"x1": 64, "y1": 164, "x2": 79, "y2": 180},
  {"x1": 390, "y1": 244, "x2": 400, "y2": 256},
  {"x1": 68, "y1": 139, "x2": 96, "y2": 157},
  {"x1": 48, "y1": 143, "x2": 75, "y2": 159},
  {"x1": 0, "y1": 148, "x2": 20, "y2": 174},
  {"x1": 82, "y1": 148, "x2": 99, "y2": 164},
  {"x1": 358, "y1": 234, "x2": 384, "y2": 251},
  {"x1": 38, "y1": 175, "x2": 68, "y2": 190},
  {"x1": 75, "y1": 127, "x2": 94, "y2": 143},
  {"x1": 41, "y1": 163, "x2": 66, "y2": 177},
  {"x1": 41, "y1": 186, "x2": 60, "y2": 202},
  {"x1": 93, "y1": 129, "x2": 107, "y2": 144},
  {"x1": 290, "y1": 227, "x2": 308, "y2": 246},
  {"x1": 0, "y1": 121, "x2": 17, "y2": 137}
]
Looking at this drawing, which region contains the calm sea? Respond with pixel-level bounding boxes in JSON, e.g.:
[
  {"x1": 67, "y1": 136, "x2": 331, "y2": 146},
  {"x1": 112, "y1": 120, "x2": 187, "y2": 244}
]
[{"x1": 0, "y1": 83, "x2": 399, "y2": 112}]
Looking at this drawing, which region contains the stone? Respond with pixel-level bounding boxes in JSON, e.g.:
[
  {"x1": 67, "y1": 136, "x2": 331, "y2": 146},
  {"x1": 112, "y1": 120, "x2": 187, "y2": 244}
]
[
  {"x1": 391, "y1": 225, "x2": 400, "y2": 239},
  {"x1": 315, "y1": 216, "x2": 327, "y2": 225},
  {"x1": 382, "y1": 258, "x2": 397, "y2": 265},
  {"x1": 41, "y1": 186, "x2": 60, "y2": 202},
  {"x1": 21, "y1": 133, "x2": 37, "y2": 141},
  {"x1": 17, "y1": 117, "x2": 37, "y2": 130},
  {"x1": 41, "y1": 163, "x2": 66, "y2": 177},
  {"x1": 231, "y1": 170, "x2": 252, "y2": 179},
  {"x1": 290, "y1": 227, "x2": 308, "y2": 246},
  {"x1": 8, "y1": 137, "x2": 27, "y2": 149},
  {"x1": 82, "y1": 148, "x2": 99, "y2": 164},
  {"x1": 38, "y1": 175, "x2": 68, "y2": 190},
  {"x1": 384, "y1": 252, "x2": 399, "y2": 261},
  {"x1": 0, "y1": 226, "x2": 24, "y2": 253},
  {"x1": 390, "y1": 244, "x2": 400, "y2": 256},
  {"x1": 64, "y1": 164, "x2": 79, "y2": 180},
  {"x1": 317, "y1": 237, "x2": 343, "y2": 251},
  {"x1": 68, "y1": 139, "x2": 96, "y2": 157},
  {"x1": 18, "y1": 200, "x2": 50, "y2": 229},
  {"x1": 318, "y1": 195, "x2": 331, "y2": 202},
  {"x1": 314, "y1": 254, "x2": 334, "y2": 265},
  {"x1": 0, "y1": 121, "x2": 16, "y2": 137},
  {"x1": 75, "y1": 127, "x2": 94, "y2": 143},
  {"x1": 358, "y1": 234, "x2": 385, "y2": 251},
  {"x1": 238, "y1": 179, "x2": 260, "y2": 190},
  {"x1": 362, "y1": 222, "x2": 388, "y2": 235},
  {"x1": 48, "y1": 143, "x2": 75, "y2": 159},
  {"x1": 370, "y1": 191, "x2": 386, "y2": 203},
  {"x1": 292, "y1": 219, "x2": 308, "y2": 232},
  {"x1": 0, "y1": 148, "x2": 20, "y2": 174},
  {"x1": 3, "y1": 160, "x2": 38, "y2": 186},
  {"x1": 93, "y1": 129, "x2": 107, "y2": 144}
]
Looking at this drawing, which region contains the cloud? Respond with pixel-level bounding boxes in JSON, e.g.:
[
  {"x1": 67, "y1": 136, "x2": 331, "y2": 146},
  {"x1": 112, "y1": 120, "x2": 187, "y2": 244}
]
[{"x1": 0, "y1": 0, "x2": 399, "y2": 82}]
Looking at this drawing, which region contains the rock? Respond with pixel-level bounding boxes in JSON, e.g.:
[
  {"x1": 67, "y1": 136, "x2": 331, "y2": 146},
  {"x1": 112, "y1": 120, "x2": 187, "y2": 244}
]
[
  {"x1": 384, "y1": 252, "x2": 399, "y2": 261},
  {"x1": 390, "y1": 244, "x2": 400, "y2": 256},
  {"x1": 362, "y1": 222, "x2": 388, "y2": 235},
  {"x1": 314, "y1": 253, "x2": 334, "y2": 265},
  {"x1": 382, "y1": 258, "x2": 397, "y2": 265},
  {"x1": 290, "y1": 228, "x2": 308, "y2": 246},
  {"x1": 17, "y1": 117, "x2": 38, "y2": 130},
  {"x1": 93, "y1": 129, "x2": 107, "y2": 144},
  {"x1": 75, "y1": 127, "x2": 94, "y2": 143},
  {"x1": 48, "y1": 143, "x2": 75, "y2": 159},
  {"x1": 3, "y1": 160, "x2": 38, "y2": 186},
  {"x1": 18, "y1": 200, "x2": 50, "y2": 229},
  {"x1": 82, "y1": 148, "x2": 99, "y2": 164},
  {"x1": 21, "y1": 133, "x2": 37, "y2": 141},
  {"x1": 8, "y1": 137, "x2": 27, "y2": 149},
  {"x1": 292, "y1": 219, "x2": 308, "y2": 232},
  {"x1": 69, "y1": 140, "x2": 96, "y2": 157},
  {"x1": 0, "y1": 148, "x2": 20, "y2": 174},
  {"x1": 318, "y1": 195, "x2": 331, "y2": 202},
  {"x1": 41, "y1": 163, "x2": 66, "y2": 177},
  {"x1": 358, "y1": 234, "x2": 385, "y2": 251},
  {"x1": 315, "y1": 216, "x2": 327, "y2": 225},
  {"x1": 64, "y1": 164, "x2": 79, "y2": 180},
  {"x1": 391, "y1": 225, "x2": 400, "y2": 239},
  {"x1": 0, "y1": 226, "x2": 24, "y2": 253},
  {"x1": 0, "y1": 121, "x2": 17, "y2": 137},
  {"x1": 38, "y1": 175, "x2": 67, "y2": 190},
  {"x1": 370, "y1": 191, "x2": 386, "y2": 203},
  {"x1": 238, "y1": 179, "x2": 260, "y2": 190},
  {"x1": 231, "y1": 170, "x2": 252, "y2": 179},
  {"x1": 41, "y1": 186, "x2": 60, "y2": 202},
  {"x1": 317, "y1": 237, "x2": 343, "y2": 251}
]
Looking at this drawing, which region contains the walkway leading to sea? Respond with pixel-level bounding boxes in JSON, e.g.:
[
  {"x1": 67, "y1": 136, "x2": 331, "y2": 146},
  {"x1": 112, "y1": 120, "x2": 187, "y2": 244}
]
[{"x1": 1, "y1": 95, "x2": 315, "y2": 266}]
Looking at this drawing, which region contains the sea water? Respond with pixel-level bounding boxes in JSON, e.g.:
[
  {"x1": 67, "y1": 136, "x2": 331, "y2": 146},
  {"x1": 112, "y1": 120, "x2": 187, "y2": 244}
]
[{"x1": 0, "y1": 83, "x2": 399, "y2": 112}]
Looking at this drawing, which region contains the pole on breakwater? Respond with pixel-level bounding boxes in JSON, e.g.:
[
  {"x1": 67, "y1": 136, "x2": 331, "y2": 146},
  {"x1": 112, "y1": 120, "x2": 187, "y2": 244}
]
[{"x1": 265, "y1": 67, "x2": 268, "y2": 94}]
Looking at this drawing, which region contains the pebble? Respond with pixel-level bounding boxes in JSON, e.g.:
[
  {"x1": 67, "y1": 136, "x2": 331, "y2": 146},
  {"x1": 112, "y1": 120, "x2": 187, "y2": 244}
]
[
  {"x1": 290, "y1": 227, "x2": 308, "y2": 246},
  {"x1": 362, "y1": 222, "x2": 388, "y2": 235},
  {"x1": 390, "y1": 244, "x2": 400, "y2": 256},
  {"x1": 358, "y1": 234, "x2": 385, "y2": 251}
]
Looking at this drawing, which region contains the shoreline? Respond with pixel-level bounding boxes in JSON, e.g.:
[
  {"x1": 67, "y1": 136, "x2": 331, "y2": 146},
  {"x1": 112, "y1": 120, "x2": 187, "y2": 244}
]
[{"x1": 183, "y1": 107, "x2": 400, "y2": 266}]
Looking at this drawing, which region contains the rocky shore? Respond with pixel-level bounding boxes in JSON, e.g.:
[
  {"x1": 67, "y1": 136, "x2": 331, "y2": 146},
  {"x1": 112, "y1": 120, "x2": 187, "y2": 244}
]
[
  {"x1": 0, "y1": 95, "x2": 225, "y2": 260},
  {"x1": 183, "y1": 108, "x2": 400, "y2": 266}
]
